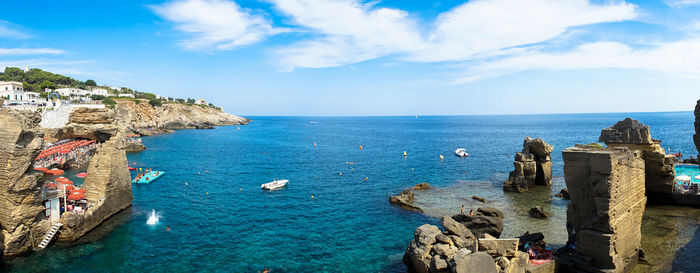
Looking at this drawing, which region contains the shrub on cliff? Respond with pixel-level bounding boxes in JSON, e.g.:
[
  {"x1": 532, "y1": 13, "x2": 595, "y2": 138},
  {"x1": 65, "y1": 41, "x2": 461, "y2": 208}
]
[{"x1": 148, "y1": 99, "x2": 162, "y2": 107}]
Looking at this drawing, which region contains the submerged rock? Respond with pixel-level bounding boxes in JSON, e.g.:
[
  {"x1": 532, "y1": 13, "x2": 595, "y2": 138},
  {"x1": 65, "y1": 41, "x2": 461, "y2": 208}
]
[
  {"x1": 555, "y1": 188, "x2": 570, "y2": 199},
  {"x1": 528, "y1": 206, "x2": 549, "y2": 219},
  {"x1": 452, "y1": 207, "x2": 504, "y2": 238},
  {"x1": 413, "y1": 182, "x2": 431, "y2": 190},
  {"x1": 389, "y1": 189, "x2": 423, "y2": 213}
]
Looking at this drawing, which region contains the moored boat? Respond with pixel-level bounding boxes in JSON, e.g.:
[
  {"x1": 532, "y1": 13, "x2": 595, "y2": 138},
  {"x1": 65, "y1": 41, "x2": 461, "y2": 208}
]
[
  {"x1": 455, "y1": 148, "x2": 469, "y2": 157},
  {"x1": 261, "y1": 179, "x2": 289, "y2": 190}
]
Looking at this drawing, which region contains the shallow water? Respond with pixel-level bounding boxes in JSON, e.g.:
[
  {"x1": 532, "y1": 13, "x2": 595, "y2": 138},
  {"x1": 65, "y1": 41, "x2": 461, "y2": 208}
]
[{"x1": 2, "y1": 113, "x2": 697, "y2": 272}]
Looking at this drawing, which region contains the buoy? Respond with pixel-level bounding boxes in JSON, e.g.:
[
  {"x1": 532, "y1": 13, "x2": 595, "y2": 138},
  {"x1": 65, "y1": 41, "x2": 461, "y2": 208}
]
[
  {"x1": 360, "y1": 145, "x2": 363, "y2": 150},
  {"x1": 311, "y1": 195, "x2": 314, "y2": 198},
  {"x1": 411, "y1": 168, "x2": 414, "y2": 172},
  {"x1": 313, "y1": 142, "x2": 317, "y2": 147},
  {"x1": 440, "y1": 155, "x2": 444, "y2": 160},
  {"x1": 403, "y1": 151, "x2": 407, "y2": 157},
  {"x1": 139, "y1": 168, "x2": 142, "y2": 171},
  {"x1": 206, "y1": 192, "x2": 209, "y2": 195},
  {"x1": 240, "y1": 188, "x2": 242, "y2": 191},
  {"x1": 363, "y1": 177, "x2": 368, "y2": 181}
]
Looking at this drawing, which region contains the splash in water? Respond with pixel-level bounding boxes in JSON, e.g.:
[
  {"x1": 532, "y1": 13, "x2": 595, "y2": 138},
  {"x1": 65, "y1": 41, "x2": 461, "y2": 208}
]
[{"x1": 146, "y1": 209, "x2": 161, "y2": 225}]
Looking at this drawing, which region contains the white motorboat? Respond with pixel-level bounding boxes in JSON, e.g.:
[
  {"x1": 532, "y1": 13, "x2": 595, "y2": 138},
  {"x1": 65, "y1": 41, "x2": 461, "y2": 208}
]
[
  {"x1": 261, "y1": 179, "x2": 289, "y2": 190},
  {"x1": 455, "y1": 148, "x2": 469, "y2": 157}
]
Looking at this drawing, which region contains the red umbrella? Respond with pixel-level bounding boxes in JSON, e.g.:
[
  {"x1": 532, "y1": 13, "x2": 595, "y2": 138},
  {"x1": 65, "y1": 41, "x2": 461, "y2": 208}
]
[
  {"x1": 64, "y1": 185, "x2": 75, "y2": 191},
  {"x1": 47, "y1": 169, "x2": 64, "y2": 175},
  {"x1": 45, "y1": 183, "x2": 56, "y2": 188},
  {"x1": 60, "y1": 149, "x2": 71, "y2": 154},
  {"x1": 68, "y1": 192, "x2": 85, "y2": 200},
  {"x1": 55, "y1": 177, "x2": 69, "y2": 182},
  {"x1": 58, "y1": 180, "x2": 74, "y2": 185},
  {"x1": 70, "y1": 189, "x2": 86, "y2": 194},
  {"x1": 34, "y1": 167, "x2": 48, "y2": 172}
]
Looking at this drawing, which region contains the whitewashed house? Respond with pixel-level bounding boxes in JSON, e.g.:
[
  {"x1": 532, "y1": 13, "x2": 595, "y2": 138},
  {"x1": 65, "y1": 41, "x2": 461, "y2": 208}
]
[
  {"x1": 0, "y1": 81, "x2": 26, "y2": 101},
  {"x1": 117, "y1": 93, "x2": 135, "y2": 98},
  {"x1": 89, "y1": 88, "x2": 109, "y2": 96},
  {"x1": 195, "y1": 98, "x2": 208, "y2": 105}
]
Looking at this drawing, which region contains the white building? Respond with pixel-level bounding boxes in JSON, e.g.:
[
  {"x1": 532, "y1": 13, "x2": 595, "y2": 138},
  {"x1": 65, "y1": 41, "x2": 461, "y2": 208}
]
[
  {"x1": 56, "y1": 88, "x2": 89, "y2": 97},
  {"x1": 117, "y1": 93, "x2": 135, "y2": 98},
  {"x1": 89, "y1": 88, "x2": 108, "y2": 96},
  {"x1": 0, "y1": 81, "x2": 47, "y2": 107},
  {"x1": 195, "y1": 98, "x2": 208, "y2": 105}
]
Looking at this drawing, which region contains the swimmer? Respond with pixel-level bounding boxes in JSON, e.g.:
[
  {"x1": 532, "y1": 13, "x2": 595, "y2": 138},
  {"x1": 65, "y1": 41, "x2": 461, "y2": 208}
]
[{"x1": 166, "y1": 226, "x2": 171, "y2": 231}]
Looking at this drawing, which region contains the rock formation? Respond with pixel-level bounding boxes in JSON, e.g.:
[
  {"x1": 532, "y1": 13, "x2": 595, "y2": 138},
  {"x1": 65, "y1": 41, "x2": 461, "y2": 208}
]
[
  {"x1": 504, "y1": 137, "x2": 553, "y2": 192},
  {"x1": 113, "y1": 100, "x2": 249, "y2": 135},
  {"x1": 451, "y1": 207, "x2": 504, "y2": 238},
  {"x1": 695, "y1": 99, "x2": 700, "y2": 159},
  {"x1": 58, "y1": 131, "x2": 132, "y2": 241},
  {"x1": 389, "y1": 189, "x2": 423, "y2": 213},
  {"x1": 528, "y1": 206, "x2": 549, "y2": 219},
  {"x1": 404, "y1": 211, "x2": 550, "y2": 273},
  {"x1": 561, "y1": 146, "x2": 646, "y2": 272},
  {"x1": 0, "y1": 110, "x2": 51, "y2": 256},
  {"x1": 599, "y1": 118, "x2": 677, "y2": 202}
]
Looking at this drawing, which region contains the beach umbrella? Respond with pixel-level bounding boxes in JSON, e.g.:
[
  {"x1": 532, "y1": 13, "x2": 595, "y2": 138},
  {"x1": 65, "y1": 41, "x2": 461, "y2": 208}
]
[
  {"x1": 64, "y1": 185, "x2": 75, "y2": 191},
  {"x1": 60, "y1": 149, "x2": 71, "y2": 154},
  {"x1": 45, "y1": 183, "x2": 56, "y2": 188},
  {"x1": 676, "y1": 175, "x2": 691, "y2": 182},
  {"x1": 58, "y1": 180, "x2": 74, "y2": 185},
  {"x1": 47, "y1": 169, "x2": 64, "y2": 175},
  {"x1": 70, "y1": 189, "x2": 86, "y2": 194},
  {"x1": 76, "y1": 172, "x2": 88, "y2": 178},
  {"x1": 55, "y1": 177, "x2": 69, "y2": 182},
  {"x1": 34, "y1": 167, "x2": 48, "y2": 172},
  {"x1": 68, "y1": 192, "x2": 85, "y2": 200}
]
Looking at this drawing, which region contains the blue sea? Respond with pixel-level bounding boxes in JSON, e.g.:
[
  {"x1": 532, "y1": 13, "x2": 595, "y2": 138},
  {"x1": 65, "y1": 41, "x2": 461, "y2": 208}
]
[{"x1": 2, "y1": 112, "x2": 698, "y2": 273}]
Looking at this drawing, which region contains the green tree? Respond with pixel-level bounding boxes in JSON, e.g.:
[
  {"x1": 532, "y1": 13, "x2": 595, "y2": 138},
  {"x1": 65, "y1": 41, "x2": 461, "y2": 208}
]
[
  {"x1": 85, "y1": 79, "x2": 96, "y2": 86},
  {"x1": 186, "y1": 98, "x2": 195, "y2": 104},
  {"x1": 40, "y1": 80, "x2": 57, "y2": 90}
]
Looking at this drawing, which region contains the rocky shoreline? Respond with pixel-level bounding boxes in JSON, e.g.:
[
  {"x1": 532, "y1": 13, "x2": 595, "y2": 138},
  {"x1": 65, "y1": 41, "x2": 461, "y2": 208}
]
[{"x1": 0, "y1": 102, "x2": 249, "y2": 258}]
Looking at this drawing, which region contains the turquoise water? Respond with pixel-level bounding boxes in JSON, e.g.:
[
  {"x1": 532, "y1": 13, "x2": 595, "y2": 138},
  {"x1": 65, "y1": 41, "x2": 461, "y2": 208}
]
[
  {"x1": 676, "y1": 165, "x2": 700, "y2": 184},
  {"x1": 2, "y1": 112, "x2": 697, "y2": 272},
  {"x1": 132, "y1": 171, "x2": 166, "y2": 184}
]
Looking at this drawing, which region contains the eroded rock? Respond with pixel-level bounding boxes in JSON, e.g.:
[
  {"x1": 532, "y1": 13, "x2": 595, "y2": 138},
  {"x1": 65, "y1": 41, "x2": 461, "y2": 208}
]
[
  {"x1": 505, "y1": 137, "x2": 554, "y2": 192},
  {"x1": 452, "y1": 207, "x2": 504, "y2": 238},
  {"x1": 389, "y1": 189, "x2": 423, "y2": 213},
  {"x1": 528, "y1": 206, "x2": 549, "y2": 219}
]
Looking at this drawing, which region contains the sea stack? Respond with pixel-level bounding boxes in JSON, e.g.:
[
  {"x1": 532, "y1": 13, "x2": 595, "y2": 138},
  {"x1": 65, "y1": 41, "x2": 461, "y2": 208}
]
[
  {"x1": 599, "y1": 118, "x2": 677, "y2": 202},
  {"x1": 561, "y1": 146, "x2": 646, "y2": 272},
  {"x1": 504, "y1": 137, "x2": 553, "y2": 192}
]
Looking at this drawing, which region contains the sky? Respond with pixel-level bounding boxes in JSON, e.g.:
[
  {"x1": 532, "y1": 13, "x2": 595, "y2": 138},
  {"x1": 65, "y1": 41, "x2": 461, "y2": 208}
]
[{"x1": 1, "y1": 0, "x2": 699, "y2": 116}]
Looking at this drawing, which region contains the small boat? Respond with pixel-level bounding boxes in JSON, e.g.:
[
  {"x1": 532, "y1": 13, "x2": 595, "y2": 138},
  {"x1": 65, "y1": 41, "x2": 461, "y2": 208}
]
[
  {"x1": 132, "y1": 171, "x2": 165, "y2": 184},
  {"x1": 455, "y1": 148, "x2": 469, "y2": 157},
  {"x1": 308, "y1": 121, "x2": 318, "y2": 124},
  {"x1": 128, "y1": 167, "x2": 137, "y2": 171},
  {"x1": 261, "y1": 179, "x2": 289, "y2": 190}
]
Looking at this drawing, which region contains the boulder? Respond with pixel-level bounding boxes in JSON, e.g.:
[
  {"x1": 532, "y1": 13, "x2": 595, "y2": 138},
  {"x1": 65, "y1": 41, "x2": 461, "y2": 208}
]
[
  {"x1": 599, "y1": 118, "x2": 652, "y2": 144},
  {"x1": 442, "y1": 216, "x2": 475, "y2": 240},
  {"x1": 516, "y1": 232, "x2": 545, "y2": 249},
  {"x1": 435, "y1": 234, "x2": 453, "y2": 245},
  {"x1": 433, "y1": 243, "x2": 458, "y2": 257},
  {"x1": 448, "y1": 235, "x2": 476, "y2": 251},
  {"x1": 478, "y1": 238, "x2": 519, "y2": 257},
  {"x1": 431, "y1": 256, "x2": 449, "y2": 273},
  {"x1": 389, "y1": 189, "x2": 423, "y2": 213},
  {"x1": 528, "y1": 206, "x2": 549, "y2": 219},
  {"x1": 505, "y1": 137, "x2": 553, "y2": 191},
  {"x1": 404, "y1": 224, "x2": 442, "y2": 273},
  {"x1": 496, "y1": 256, "x2": 510, "y2": 270},
  {"x1": 472, "y1": 195, "x2": 486, "y2": 202},
  {"x1": 555, "y1": 188, "x2": 570, "y2": 199},
  {"x1": 523, "y1": 137, "x2": 554, "y2": 159},
  {"x1": 449, "y1": 251, "x2": 499, "y2": 273},
  {"x1": 452, "y1": 208, "x2": 504, "y2": 238},
  {"x1": 413, "y1": 182, "x2": 431, "y2": 190}
]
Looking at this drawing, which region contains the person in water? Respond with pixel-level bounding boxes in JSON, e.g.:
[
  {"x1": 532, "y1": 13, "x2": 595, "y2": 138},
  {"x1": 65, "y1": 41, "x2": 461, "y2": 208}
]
[
  {"x1": 461, "y1": 205, "x2": 465, "y2": 215},
  {"x1": 469, "y1": 209, "x2": 475, "y2": 216},
  {"x1": 166, "y1": 226, "x2": 171, "y2": 231}
]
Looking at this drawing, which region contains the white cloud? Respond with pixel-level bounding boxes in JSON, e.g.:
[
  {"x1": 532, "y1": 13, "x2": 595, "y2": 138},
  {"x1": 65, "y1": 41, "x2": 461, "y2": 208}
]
[
  {"x1": 272, "y1": 0, "x2": 425, "y2": 70},
  {"x1": 455, "y1": 40, "x2": 700, "y2": 84},
  {"x1": 408, "y1": 0, "x2": 637, "y2": 62},
  {"x1": 0, "y1": 20, "x2": 29, "y2": 39},
  {"x1": 664, "y1": 0, "x2": 700, "y2": 7},
  {"x1": 272, "y1": 0, "x2": 636, "y2": 70},
  {"x1": 151, "y1": 0, "x2": 281, "y2": 50},
  {"x1": 0, "y1": 48, "x2": 66, "y2": 56}
]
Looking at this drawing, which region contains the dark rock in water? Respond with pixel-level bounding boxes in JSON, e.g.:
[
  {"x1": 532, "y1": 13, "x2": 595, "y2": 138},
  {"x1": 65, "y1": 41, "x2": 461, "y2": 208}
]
[
  {"x1": 472, "y1": 195, "x2": 486, "y2": 202},
  {"x1": 477, "y1": 207, "x2": 504, "y2": 218},
  {"x1": 504, "y1": 137, "x2": 554, "y2": 192},
  {"x1": 555, "y1": 188, "x2": 570, "y2": 199},
  {"x1": 389, "y1": 189, "x2": 423, "y2": 213},
  {"x1": 452, "y1": 207, "x2": 504, "y2": 238},
  {"x1": 528, "y1": 206, "x2": 549, "y2": 219},
  {"x1": 413, "y1": 182, "x2": 431, "y2": 190}
]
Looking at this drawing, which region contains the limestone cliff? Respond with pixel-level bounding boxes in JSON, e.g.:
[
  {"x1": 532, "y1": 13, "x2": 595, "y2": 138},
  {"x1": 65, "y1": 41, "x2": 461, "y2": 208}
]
[
  {"x1": 561, "y1": 146, "x2": 646, "y2": 273},
  {"x1": 599, "y1": 118, "x2": 677, "y2": 202},
  {"x1": 58, "y1": 131, "x2": 132, "y2": 241},
  {"x1": 113, "y1": 100, "x2": 249, "y2": 135},
  {"x1": 0, "y1": 110, "x2": 51, "y2": 256},
  {"x1": 694, "y1": 99, "x2": 699, "y2": 159}
]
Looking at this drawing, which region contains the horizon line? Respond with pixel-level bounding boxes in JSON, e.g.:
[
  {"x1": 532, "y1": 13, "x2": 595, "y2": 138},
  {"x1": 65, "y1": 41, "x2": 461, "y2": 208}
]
[{"x1": 237, "y1": 110, "x2": 694, "y2": 118}]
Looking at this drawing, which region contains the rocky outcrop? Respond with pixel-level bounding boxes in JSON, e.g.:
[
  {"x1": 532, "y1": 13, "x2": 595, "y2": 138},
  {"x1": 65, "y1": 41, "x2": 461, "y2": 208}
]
[
  {"x1": 451, "y1": 207, "x2": 504, "y2": 238},
  {"x1": 124, "y1": 141, "x2": 146, "y2": 152},
  {"x1": 404, "y1": 213, "x2": 547, "y2": 273},
  {"x1": 695, "y1": 99, "x2": 700, "y2": 159},
  {"x1": 413, "y1": 182, "x2": 431, "y2": 190},
  {"x1": 58, "y1": 132, "x2": 132, "y2": 241},
  {"x1": 528, "y1": 206, "x2": 549, "y2": 219},
  {"x1": 113, "y1": 100, "x2": 249, "y2": 135},
  {"x1": 390, "y1": 189, "x2": 423, "y2": 213},
  {"x1": 68, "y1": 107, "x2": 115, "y2": 124},
  {"x1": 561, "y1": 146, "x2": 646, "y2": 272},
  {"x1": 599, "y1": 118, "x2": 677, "y2": 202},
  {"x1": 0, "y1": 110, "x2": 51, "y2": 256},
  {"x1": 504, "y1": 137, "x2": 553, "y2": 192}
]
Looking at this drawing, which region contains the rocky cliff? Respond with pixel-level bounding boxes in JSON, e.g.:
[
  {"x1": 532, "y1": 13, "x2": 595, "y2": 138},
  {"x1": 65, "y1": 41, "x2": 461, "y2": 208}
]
[
  {"x1": 113, "y1": 100, "x2": 249, "y2": 135},
  {"x1": 561, "y1": 146, "x2": 646, "y2": 272},
  {"x1": 0, "y1": 110, "x2": 51, "y2": 256},
  {"x1": 504, "y1": 137, "x2": 553, "y2": 192},
  {"x1": 599, "y1": 118, "x2": 677, "y2": 202},
  {"x1": 695, "y1": 99, "x2": 699, "y2": 159}
]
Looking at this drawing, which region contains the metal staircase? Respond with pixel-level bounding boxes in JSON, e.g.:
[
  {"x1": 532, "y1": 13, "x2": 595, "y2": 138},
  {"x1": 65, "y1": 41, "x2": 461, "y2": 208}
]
[{"x1": 37, "y1": 222, "x2": 63, "y2": 249}]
